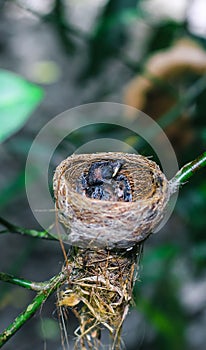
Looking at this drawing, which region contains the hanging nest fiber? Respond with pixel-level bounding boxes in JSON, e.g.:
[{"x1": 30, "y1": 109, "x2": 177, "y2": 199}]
[
  {"x1": 58, "y1": 245, "x2": 141, "y2": 350},
  {"x1": 53, "y1": 152, "x2": 171, "y2": 349},
  {"x1": 53, "y1": 152, "x2": 170, "y2": 250}
]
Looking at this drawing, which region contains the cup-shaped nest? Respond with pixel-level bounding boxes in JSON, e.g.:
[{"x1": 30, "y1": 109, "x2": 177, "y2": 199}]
[{"x1": 53, "y1": 152, "x2": 170, "y2": 249}]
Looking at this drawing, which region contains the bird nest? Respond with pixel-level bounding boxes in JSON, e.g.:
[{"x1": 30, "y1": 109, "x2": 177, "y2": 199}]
[
  {"x1": 53, "y1": 152, "x2": 170, "y2": 250},
  {"x1": 58, "y1": 246, "x2": 141, "y2": 350},
  {"x1": 53, "y1": 152, "x2": 171, "y2": 349}
]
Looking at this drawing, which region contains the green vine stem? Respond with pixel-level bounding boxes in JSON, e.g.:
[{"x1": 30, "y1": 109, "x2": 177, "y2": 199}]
[
  {"x1": 0, "y1": 217, "x2": 55, "y2": 240},
  {"x1": 0, "y1": 271, "x2": 66, "y2": 292},
  {"x1": 170, "y1": 151, "x2": 206, "y2": 189},
  {"x1": 0, "y1": 273, "x2": 39, "y2": 291},
  {"x1": 0, "y1": 271, "x2": 66, "y2": 347}
]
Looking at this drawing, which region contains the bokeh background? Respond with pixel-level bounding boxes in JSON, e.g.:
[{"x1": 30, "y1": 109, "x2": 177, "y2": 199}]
[{"x1": 0, "y1": 1, "x2": 206, "y2": 349}]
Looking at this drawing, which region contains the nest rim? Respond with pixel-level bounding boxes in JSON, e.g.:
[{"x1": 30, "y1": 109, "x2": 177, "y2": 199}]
[
  {"x1": 53, "y1": 152, "x2": 170, "y2": 249},
  {"x1": 55, "y1": 152, "x2": 169, "y2": 205}
]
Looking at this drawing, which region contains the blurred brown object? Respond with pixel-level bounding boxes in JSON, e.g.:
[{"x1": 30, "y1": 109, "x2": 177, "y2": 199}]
[{"x1": 124, "y1": 39, "x2": 206, "y2": 150}]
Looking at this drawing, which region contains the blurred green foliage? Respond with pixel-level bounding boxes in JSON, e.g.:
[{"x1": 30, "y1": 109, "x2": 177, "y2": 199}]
[
  {"x1": 0, "y1": 70, "x2": 43, "y2": 143},
  {"x1": 147, "y1": 20, "x2": 186, "y2": 53},
  {"x1": 82, "y1": 0, "x2": 140, "y2": 76}
]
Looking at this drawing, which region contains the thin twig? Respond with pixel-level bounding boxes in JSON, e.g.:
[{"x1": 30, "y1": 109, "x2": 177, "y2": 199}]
[
  {"x1": 0, "y1": 271, "x2": 66, "y2": 291},
  {"x1": 0, "y1": 272, "x2": 37, "y2": 290},
  {"x1": 0, "y1": 217, "x2": 55, "y2": 240}
]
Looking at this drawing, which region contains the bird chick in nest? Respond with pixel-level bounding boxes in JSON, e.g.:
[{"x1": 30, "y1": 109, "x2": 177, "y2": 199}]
[{"x1": 81, "y1": 160, "x2": 132, "y2": 202}]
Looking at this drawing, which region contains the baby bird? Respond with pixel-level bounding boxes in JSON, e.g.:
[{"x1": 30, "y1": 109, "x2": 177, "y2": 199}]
[
  {"x1": 82, "y1": 160, "x2": 132, "y2": 202},
  {"x1": 87, "y1": 160, "x2": 124, "y2": 185}
]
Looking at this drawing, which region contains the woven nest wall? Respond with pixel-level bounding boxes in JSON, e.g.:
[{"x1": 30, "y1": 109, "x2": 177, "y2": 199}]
[
  {"x1": 53, "y1": 152, "x2": 170, "y2": 249},
  {"x1": 58, "y1": 246, "x2": 141, "y2": 349}
]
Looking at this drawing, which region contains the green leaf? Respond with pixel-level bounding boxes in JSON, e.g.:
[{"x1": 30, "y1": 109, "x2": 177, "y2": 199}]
[{"x1": 0, "y1": 69, "x2": 44, "y2": 143}]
